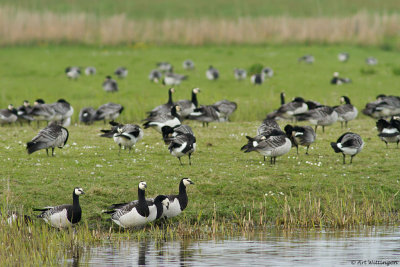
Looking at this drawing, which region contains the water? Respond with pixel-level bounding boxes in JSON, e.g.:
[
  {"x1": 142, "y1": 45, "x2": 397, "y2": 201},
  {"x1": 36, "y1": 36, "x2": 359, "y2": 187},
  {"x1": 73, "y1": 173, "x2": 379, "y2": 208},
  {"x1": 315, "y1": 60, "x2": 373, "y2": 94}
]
[{"x1": 70, "y1": 226, "x2": 400, "y2": 266}]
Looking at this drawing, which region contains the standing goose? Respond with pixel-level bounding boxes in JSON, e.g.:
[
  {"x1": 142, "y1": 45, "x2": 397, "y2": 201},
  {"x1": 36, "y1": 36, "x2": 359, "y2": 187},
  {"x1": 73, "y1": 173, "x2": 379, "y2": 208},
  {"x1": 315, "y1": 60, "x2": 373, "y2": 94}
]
[
  {"x1": 29, "y1": 99, "x2": 56, "y2": 127},
  {"x1": 65, "y1": 67, "x2": 81, "y2": 79},
  {"x1": 161, "y1": 124, "x2": 194, "y2": 144},
  {"x1": 376, "y1": 118, "x2": 400, "y2": 148},
  {"x1": 85, "y1": 66, "x2": 96, "y2": 76},
  {"x1": 148, "y1": 69, "x2": 163, "y2": 83},
  {"x1": 148, "y1": 88, "x2": 175, "y2": 115},
  {"x1": 338, "y1": 52, "x2": 349, "y2": 62},
  {"x1": 234, "y1": 68, "x2": 247, "y2": 80},
  {"x1": 79, "y1": 107, "x2": 96, "y2": 125},
  {"x1": 212, "y1": 100, "x2": 237, "y2": 122},
  {"x1": 51, "y1": 99, "x2": 74, "y2": 127},
  {"x1": 0, "y1": 104, "x2": 18, "y2": 125},
  {"x1": 162, "y1": 178, "x2": 194, "y2": 219},
  {"x1": 331, "y1": 132, "x2": 364, "y2": 164},
  {"x1": 113, "y1": 124, "x2": 144, "y2": 154},
  {"x1": 34, "y1": 187, "x2": 84, "y2": 228},
  {"x1": 103, "y1": 76, "x2": 119, "y2": 93},
  {"x1": 206, "y1": 66, "x2": 219, "y2": 80},
  {"x1": 143, "y1": 105, "x2": 181, "y2": 133},
  {"x1": 266, "y1": 97, "x2": 308, "y2": 121},
  {"x1": 250, "y1": 74, "x2": 264, "y2": 85},
  {"x1": 94, "y1": 103, "x2": 124, "y2": 124},
  {"x1": 284, "y1": 124, "x2": 316, "y2": 154},
  {"x1": 182, "y1": 60, "x2": 195, "y2": 70},
  {"x1": 100, "y1": 121, "x2": 123, "y2": 138},
  {"x1": 167, "y1": 133, "x2": 196, "y2": 165},
  {"x1": 114, "y1": 67, "x2": 128, "y2": 78},
  {"x1": 334, "y1": 96, "x2": 358, "y2": 128},
  {"x1": 26, "y1": 122, "x2": 69, "y2": 156},
  {"x1": 188, "y1": 105, "x2": 220, "y2": 127},
  {"x1": 241, "y1": 129, "x2": 292, "y2": 164},
  {"x1": 175, "y1": 88, "x2": 200, "y2": 119},
  {"x1": 295, "y1": 105, "x2": 338, "y2": 133}
]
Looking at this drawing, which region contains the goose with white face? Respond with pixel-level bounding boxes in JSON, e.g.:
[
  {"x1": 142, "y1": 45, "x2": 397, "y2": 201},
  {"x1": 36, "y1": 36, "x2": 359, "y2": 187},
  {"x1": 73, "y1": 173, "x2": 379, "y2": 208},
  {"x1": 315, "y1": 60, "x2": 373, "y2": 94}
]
[
  {"x1": 139, "y1": 182, "x2": 147, "y2": 190},
  {"x1": 74, "y1": 187, "x2": 85, "y2": 195},
  {"x1": 183, "y1": 178, "x2": 194, "y2": 187}
]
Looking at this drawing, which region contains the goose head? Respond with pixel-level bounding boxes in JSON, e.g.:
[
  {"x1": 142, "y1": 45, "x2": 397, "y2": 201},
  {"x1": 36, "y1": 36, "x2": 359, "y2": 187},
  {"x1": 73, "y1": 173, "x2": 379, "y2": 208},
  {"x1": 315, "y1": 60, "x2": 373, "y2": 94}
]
[
  {"x1": 182, "y1": 178, "x2": 194, "y2": 187},
  {"x1": 138, "y1": 181, "x2": 147, "y2": 190},
  {"x1": 74, "y1": 187, "x2": 85, "y2": 196}
]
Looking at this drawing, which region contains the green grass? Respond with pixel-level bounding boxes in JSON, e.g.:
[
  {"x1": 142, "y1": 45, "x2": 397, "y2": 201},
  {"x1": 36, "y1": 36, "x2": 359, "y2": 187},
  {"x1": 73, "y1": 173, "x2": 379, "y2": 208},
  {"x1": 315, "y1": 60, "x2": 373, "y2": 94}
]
[{"x1": 4, "y1": 0, "x2": 400, "y2": 19}]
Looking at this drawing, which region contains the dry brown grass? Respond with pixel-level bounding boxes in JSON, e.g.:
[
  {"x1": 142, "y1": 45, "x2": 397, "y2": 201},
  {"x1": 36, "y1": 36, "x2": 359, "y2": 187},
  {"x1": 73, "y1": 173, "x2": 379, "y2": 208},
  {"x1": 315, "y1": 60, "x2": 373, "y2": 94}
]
[{"x1": 0, "y1": 7, "x2": 399, "y2": 46}]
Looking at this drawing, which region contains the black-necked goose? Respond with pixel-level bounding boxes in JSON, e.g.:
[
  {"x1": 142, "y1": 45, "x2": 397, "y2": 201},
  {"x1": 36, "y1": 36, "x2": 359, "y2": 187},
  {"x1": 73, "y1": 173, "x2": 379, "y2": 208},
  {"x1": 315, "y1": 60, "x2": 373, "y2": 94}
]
[
  {"x1": 162, "y1": 178, "x2": 194, "y2": 219},
  {"x1": 51, "y1": 99, "x2": 74, "y2": 127},
  {"x1": 295, "y1": 104, "x2": 338, "y2": 133},
  {"x1": 148, "y1": 88, "x2": 175, "y2": 116},
  {"x1": 27, "y1": 122, "x2": 69, "y2": 156},
  {"x1": 330, "y1": 72, "x2": 351, "y2": 85},
  {"x1": 241, "y1": 129, "x2": 292, "y2": 164},
  {"x1": 188, "y1": 105, "x2": 220, "y2": 127},
  {"x1": 257, "y1": 119, "x2": 280, "y2": 136},
  {"x1": 0, "y1": 104, "x2": 18, "y2": 125},
  {"x1": 157, "y1": 62, "x2": 173, "y2": 72},
  {"x1": 262, "y1": 67, "x2": 274, "y2": 78},
  {"x1": 366, "y1": 57, "x2": 378, "y2": 66},
  {"x1": 162, "y1": 124, "x2": 194, "y2": 144},
  {"x1": 34, "y1": 187, "x2": 84, "y2": 228},
  {"x1": 100, "y1": 121, "x2": 123, "y2": 138},
  {"x1": 267, "y1": 97, "x2": 308, "y2": 121},
  {"x1": 85, "y1": 66, "x2": 96, "y2": 76},
  {"x1": 284, "y1": 124, "x2": 316, "y2": 154},
  {"x1": 17, "y1": 101, "x2": 34, "y2": 125},
  {"x1": 79, "y1": 107, "x2": 96, "y2": 125},
  {"x1": 250, "y1": 73, "x2": 264, "y2": 85},
  {"x1": 206, "y1": 66, "x2": 219, "y2": 80},
  {"x1": 103, "y1": 76, "x2": 119, "y2": 93},
  {"x1": 338, "y1": 52, "x2": 349, "y2": 62},
  {"x1": 183, "y1": 60, "x2": 195, "y2": 70},
  {"x1": 331, "y1": 132, "x2": 364, "y2": 164},
  {"x1": 143, "y1": 105, "x2": 181, "y2": 133},
  {"x1": 114, "y1": 67, "x2": 128, "y2": 78},
  {"x1": 212, "y1": 99, "x2": 237, "y2": 122},
  {"x1": 175, "y1": 88, "x2": 200, "y2": 119},
  {"x1": 167, "y1": 133, "x2": 196, "y2": 165},
  {"x1": 298, "y1": 55, "x2": 314, "y2": 64},
  {"x1": 94, "y1": 103, "x2": 124, "y2": 124},
  {"x1": 334, "y1": 96, "x2": 358, "y2": 128},
  {"x1": 29, "y1": 99, "x2": 56, "y2": 127},
  {"x1": 376, "y1": 118, "x2": 400, "y2": 148},
  {"x1": 113, "y1": 124, "x2": 144, "y2": 154},
  {"x1": 65, "y1": 67, "x2": 81, "y2": 79},
  {"x1": 148, "y1": 69, "x2": 163, "y2": 83},
  {"x1": 234, "y1": 68, "x2": 247, "y2": 80},
  {"x1": 162, "y1": 69, "x2": 187, "y2": 86},
  {"x1": 365, "y1": 95, "x2": 400, "y2": 119}
]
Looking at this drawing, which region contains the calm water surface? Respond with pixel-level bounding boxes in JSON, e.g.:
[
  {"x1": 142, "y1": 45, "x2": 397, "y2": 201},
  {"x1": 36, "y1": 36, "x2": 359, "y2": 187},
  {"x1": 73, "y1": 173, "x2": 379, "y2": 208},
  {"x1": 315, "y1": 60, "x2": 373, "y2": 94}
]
[{"x1": 69, "y1": 226, "x2": 400, "y2": 266}]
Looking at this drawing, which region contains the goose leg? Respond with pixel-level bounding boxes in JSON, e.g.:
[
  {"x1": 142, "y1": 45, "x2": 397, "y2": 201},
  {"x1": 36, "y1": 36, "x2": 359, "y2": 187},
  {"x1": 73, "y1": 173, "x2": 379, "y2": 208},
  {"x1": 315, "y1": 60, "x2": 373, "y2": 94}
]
[
  {"x1": 270, "y1": 157, "x2": 273, "y2": 165},
  {"x1": 385, "y1": 141, "x2": 388, "y2": 148},
  {"x1": 306, "y1": 145, "x2": 310, "y2": 155},
  {"x1": 178, "y1": 157, "x2": 183, "y2": 166},
  {"x1": 264, "y1": 156, "x2": 266, "y2": 162},
  {"x1": 188, "y1": 153, "x2": 192, "y2": 165},
  {"x1": 296, "y1": 145, "x2": 299, "y2": 155},
  {"x1": 51, "y1": 147, "x2": 55, "y2": 157},
  {"x1": 340, "y1": 121, "x2": 343, "y2": 129},
  {"x1": 345, "y1": 121, "x2": 348, "y2": 128},
  {"x1": 118, "y1": 144, "x2": 121, "y2": 155},
  {"x1": 322, "y1": 126, "x2": 325, "y2": 133},
  {"x1": 350, "y1": 155, "x2": 354, "y2": 164},
  {"x1": 46, "y1": 149, "x2": 49, "y2": 156},
  {"x1": 397, "y1": 140, "x2": 399, "y2": 148},
  {"x1": 273, "y1": 157, "x2": 276, "y2": 165},
  {"x1": 314, "y1": 125, "x2": 318, "y2": 133},
  {"x1": 342, "y1": 154, "x2": 346, "y2": 164},
  {"x1": 202, "y1": 122, "x2": 205, "y2": 127}
]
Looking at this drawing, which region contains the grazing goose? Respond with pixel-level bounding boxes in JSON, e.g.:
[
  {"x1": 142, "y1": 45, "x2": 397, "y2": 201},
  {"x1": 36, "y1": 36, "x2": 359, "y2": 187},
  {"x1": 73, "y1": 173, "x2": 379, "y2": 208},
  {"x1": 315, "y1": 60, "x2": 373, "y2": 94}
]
[
  {"x1": 212, "y1": 99, "x2": 237, "y2": 122},
  {"x1": 188, "y1": 105, "x2": 220, "y2": 127},
  {"x1": 262, "y1": 67, "x2": 274, "y2": 78},
  {"x1": 79, "y1": 107, "x2": 96, "y2": 125},
  {"x1": 162, "y1": 178, "x2": 194, "y2": 219},
  {"x1": 298, "y1": 55, "x2": 314, "y2": 64},
  {"x1": 182, "y1": 60, "x2": 195, "y2": 70},
  {"x1": 114, "y1": 67, "x2": 128, "y2": 78},
  {"x1": 143, "y1": 105, "x2": 181, "y2": 133},
  {"x1": 0, "y1": 104, "x2": 18, "y2": 125},
  {"x1": 148, "y1": 88, "x2": 175, "y2": 116},
  {"x1": 94, "y1": 103, "x2": 124, "y2": 124},
  {"x1": 331, "y1": 132, "x2": 364, "y2": 164},
  {"x1": 330, "y1": 72, "x2": 351, "y2": 85},
  {"x1": 250, "y1": 73, "x2": 264, "y2": 85},
  {"x1": 266, "y1": 97, "x2": 308, "y2": 121},
  {"x1": 295, "y1": 105, "x2": 338, "y2": 133},
  {"x1": 284, "y1": 124, "x2": 316, "y2": 154},
  {"x1": 376, "y1": 118, "x2": 400, "y2": 148},
  {"x1": 167, "y1": 133, "x2": 196, "y2": 165},
  {"x1": 338, "y1": 52, "x2": 350, "y2": 62},
  {"x1": 102, "y1": 76, "x2": 119, "y2": 93},
  {"x1": 366, "y1": 57, "x2": 378, "y2": 66},
  {"x1": 113, "y1": 124, "x2": 144, "y2": 154},
  {"x1": 51, "y1": 99, "x2": 74, "y2": 127},
  {"x1": 34, "y1": 187, "x2": 84, "y2": 228},
  {"x1": 162, "y1": 124, "x2": 194, "y2": 144},
  {"x1": 157, "y1": 62, "x2": 173, "y2": 72},
  {"x1": 162, "y1": 70, "x2": 187, "y2": 86},
  {"x1": 257, "y1": 119, "x2": 280, "y2": 136},
  {"x1": 234, "y1": 68, "x2": 247, "y2": 80},
  {"x1": 17, "y1": 101, "x2": 34, "y2": 125},
  {"x1": 29, "y1": 99, "x2": 56, "y2": 127},
  {"x1": 26, "y1": 122, "x2": 69, "y2": 156},
  {"x1": 175, "y1": 88, "x2": 200, "y2": 119},
  {"x1": 334, "y1": 96, "x2": 358, "y2": 128},
  {"x1": 148, "y1": 69, "x2": 163, "y2": 83},
  {"x1": 206, "y1": 66, "x2": 219, "y2": 80},
  {"x1": 241, "y1": 129, "x2": 292, "y2": 164},
  {"x1": 85, "y1": 66, "x2": 96, "y2": 76},
  {"x1": 65, "y1": 67, "x2": 81, "y2": 79}
]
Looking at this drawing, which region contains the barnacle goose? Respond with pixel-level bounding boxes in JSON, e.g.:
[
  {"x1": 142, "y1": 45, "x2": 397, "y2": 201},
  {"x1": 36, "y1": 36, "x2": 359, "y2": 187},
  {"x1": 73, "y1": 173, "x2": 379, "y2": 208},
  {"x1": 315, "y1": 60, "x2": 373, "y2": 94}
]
[
  {"x1": 162, "y1": 124, "x2": 194, "y2": 144},
  {"x1": 162, "y1": 178, "x2": 194, "y2": 219},
  {"x1": 94, "y1": 103, "x2": 124, "y2": 124},
  {"x1": 262, "y1": 67, "x2": 274, "y2": 78},
  {"x1": 284, "y1": 124, "x2": 316, "y2": 154},
  {"x1": 330, "y1": 72, "x2": 351, "y2": 85},
  {"x1": 376, "y1": 117, "x2": 400, "y2": 148},
  {"x1": 212, "y1": 99, "x2": 237, "y2": 122},
  {"x1": 113, "y1": 123, "x2": 144, "y2": 154},
  {"x1": 79, "y1": 107, "x2": 96, "y2": 125},
  {"x1": 257, "y1": 119, "x2": 280, "y2": 136},
  {"x1": 162, "y1": 70, "x2": 187, "y2": 86},
  {"x1": 51, "y1": 99, "x2": 74, "y2": 127},
  {"x1": 295, "y1": 104, "x2": 338, "y2": 133},
  {"x1": 65, "y1": 67, "x2": 81, "y2": 79},
  {"x1": 298, "y1": 55, "x2": 314, "y2": 64},
  {"x1": 34, "y1": 187, "x2": 84, "y2": 228},
  {"x1": 366, "y1": 57, "x2": 378, "y2": 66},
  {"x1": 143, "y1": 105, "x2": 181, "y2": 133},
  {"x1": 148, "y1": 88, "x2": 175, "y2": 116},
  {"x1": 103, "y1": 76, "x2": 119, "y2": 93},
  {"x1": 250, "y1": 73, "x2": 264, "y2": 85},
  {"x1": 188, "y1": 105, "x2": 220, "y2": 127},
  {"x1": 26, "y1": 122, "x2": 69, "y2": 156},
  {"x1": 16, "y1": 101, "x2": 34, "y2": 125},
  {"x1": 85, "y1": 66, "x2": 96, "y2": 76},
  {"x1": 0, "y1": 104, "x2": 18, "y2": 125},
  {"x1": 241, "y1": 129, "x2": 292, "y2": 164},
  {"x1": 148, "y1": 69, "x2": 163, "y2": 83},
  {"x1": 0, "y1": 210, "x2": 32, "y2": 226},
  {"x1": 338, "y1": 52, "x2": 349, "y2": 62},
  {"x1": 175, "y1": 88, "x2": 200, "y2": 119},
  {"x1": 234, "y1": 68, "x2": 247, "y2": 80},
  {"x1": 334, "y1": 96, "x2": 358, "y2": 128},
  {"x1": 114, "y1": 67, "x2": 128, "y2": 78},
  {"x1": 331, "y1": 132, "x2": 364, "y2": 164},
  {"x1": 206, "y1": 66, "x2": 219, "y2": 80},
  {"x1": 363, "y1": 95, "x2": 400, "y2": 119},
  {"x1": 183, "y1": 60, "x2": 195, "y2": 70},
  {"x1": 29, "y1": 99, "x2": 56, "y2": 127},
  {"x1": 100, "y1": 121, "x2": 123, "y2": 138},
  {"x1": 167, "y1": 133, "x2": 196, "y2": 165},
  {"x1": 266, "y1": 97, "x2": 308, "y2": 121},
  {"x1": 157, "y1": 62, "x2": 173, "y2": 72}
]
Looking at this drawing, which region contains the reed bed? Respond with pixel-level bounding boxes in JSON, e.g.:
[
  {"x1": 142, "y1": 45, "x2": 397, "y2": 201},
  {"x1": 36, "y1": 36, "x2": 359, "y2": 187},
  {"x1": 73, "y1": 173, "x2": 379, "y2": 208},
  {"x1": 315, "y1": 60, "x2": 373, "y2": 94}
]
[{"x1": 0, "y1": 7, "x2": 400, "y2": 46}]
